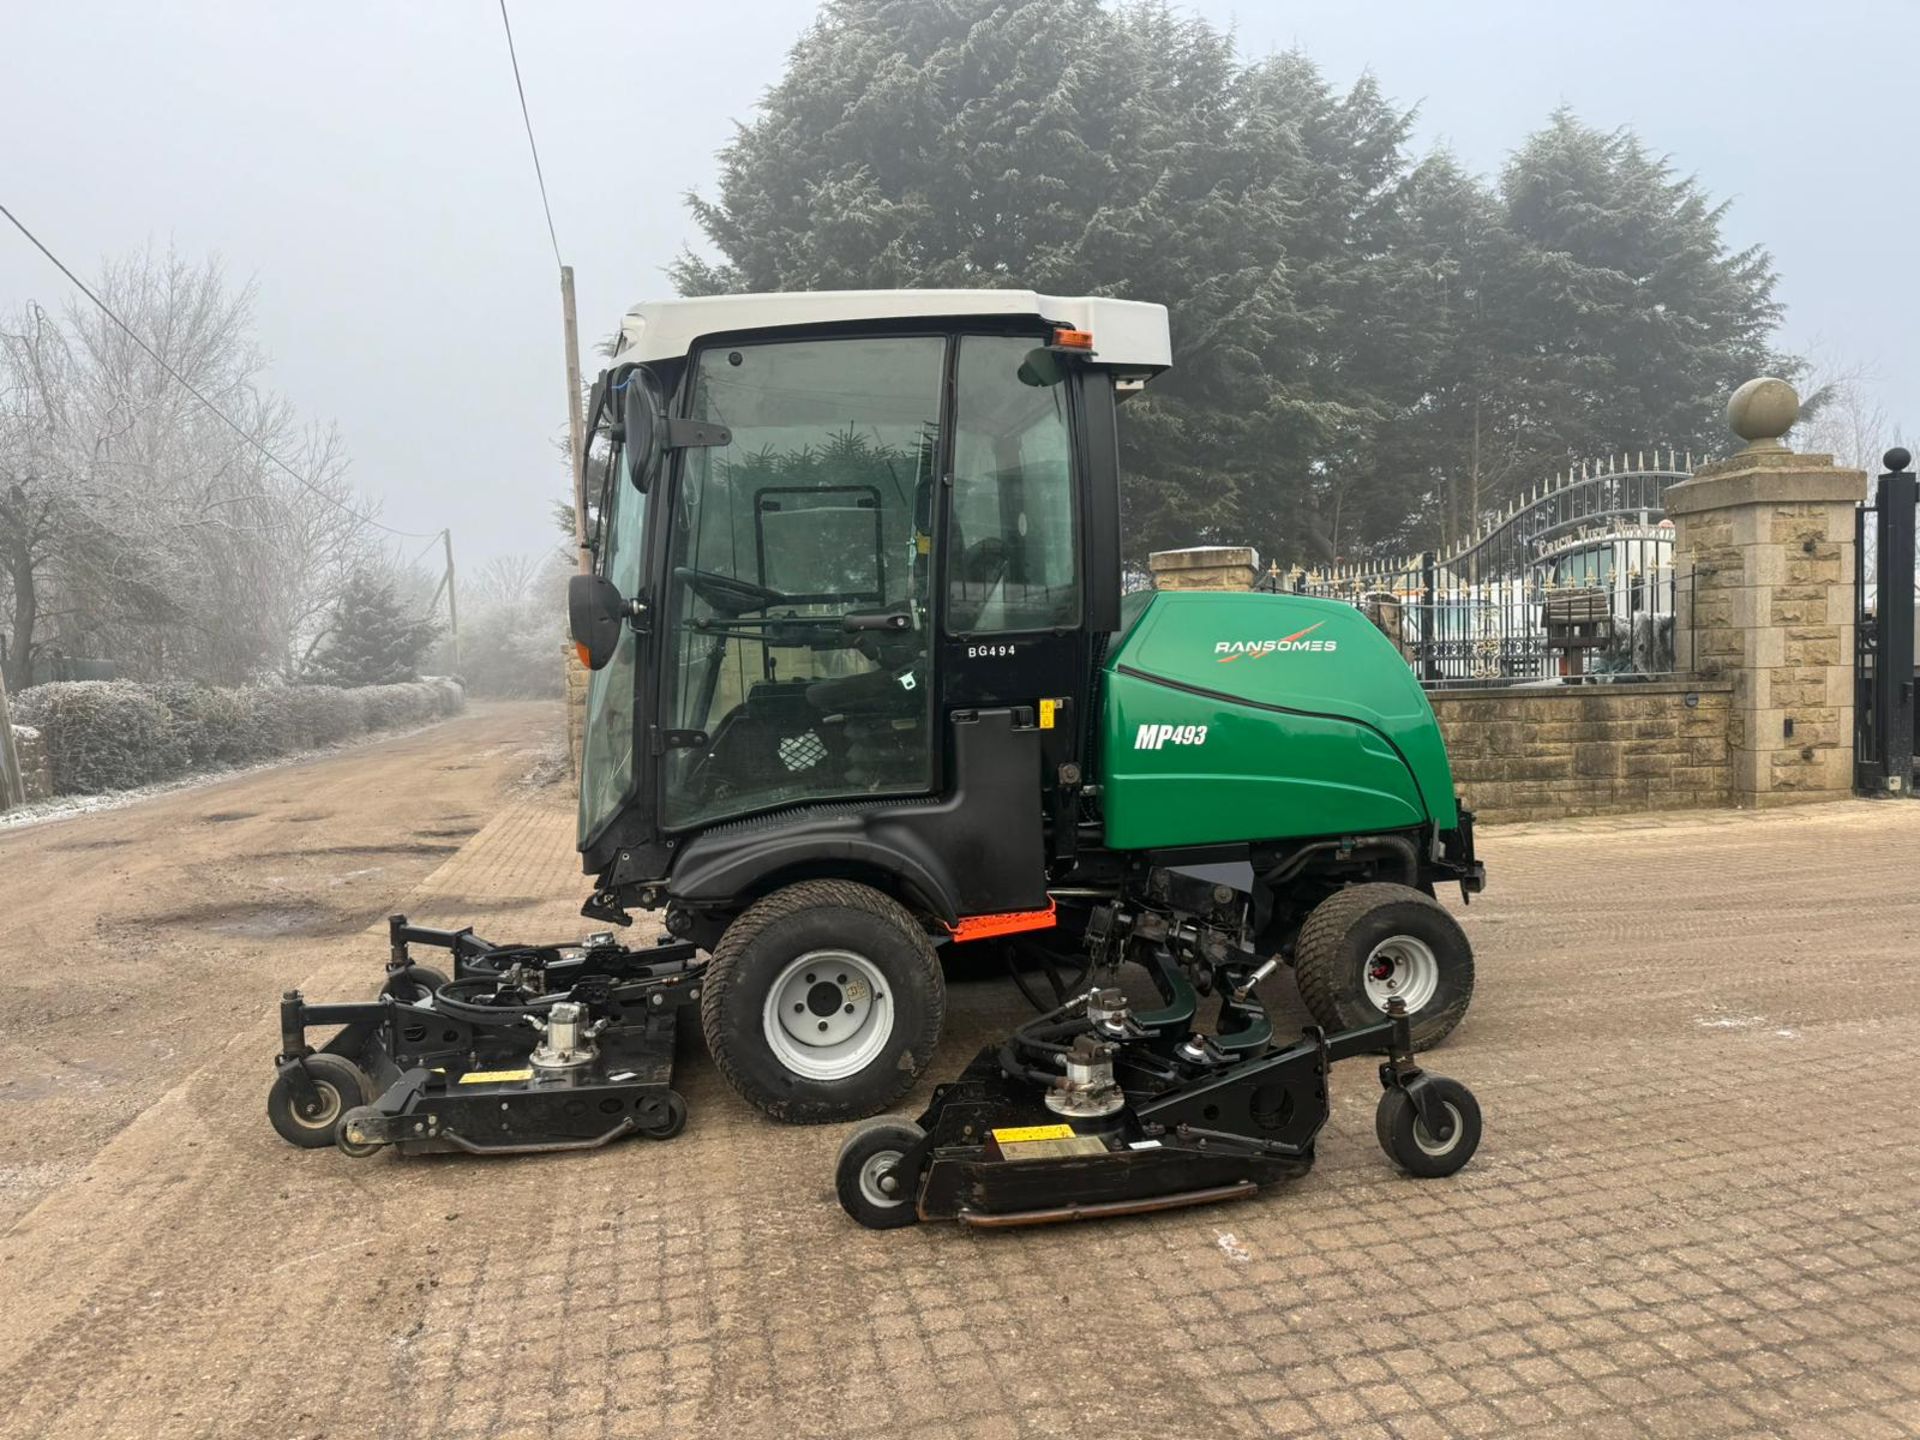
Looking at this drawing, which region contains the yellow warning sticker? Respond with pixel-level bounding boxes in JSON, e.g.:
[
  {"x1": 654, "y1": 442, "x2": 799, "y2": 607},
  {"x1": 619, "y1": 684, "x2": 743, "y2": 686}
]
[
  {"x1": 991, "y1": 1123, "x2": 1075, "y2": 1143},
  {"x1": 458, "y1": 1068, "x2": 533, "y2": 1085},
  {"x1": 1038, "y1": 699, "x2": 1058, "y2": 729}
]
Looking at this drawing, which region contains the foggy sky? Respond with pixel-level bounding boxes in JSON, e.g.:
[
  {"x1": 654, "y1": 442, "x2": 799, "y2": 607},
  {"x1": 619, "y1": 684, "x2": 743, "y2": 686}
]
[{"x1": 4, "y1": 0, "x2": 1913, "y2": 570}]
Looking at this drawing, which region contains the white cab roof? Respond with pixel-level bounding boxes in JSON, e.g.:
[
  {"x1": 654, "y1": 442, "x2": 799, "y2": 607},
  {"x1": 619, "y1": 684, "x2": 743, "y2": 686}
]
[{"x1": 613, "y1": 289, "x2": 1172, "y2": 374}]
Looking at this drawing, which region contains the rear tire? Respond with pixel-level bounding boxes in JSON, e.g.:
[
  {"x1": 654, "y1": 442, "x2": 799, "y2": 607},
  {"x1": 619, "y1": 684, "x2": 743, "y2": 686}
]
[
  {"x1": 699, "y1": 881, "x2": 945, "y2": 1124},
  {"x1": 1293, "y1": 882, "x2": 1473, "y2": 1049}
]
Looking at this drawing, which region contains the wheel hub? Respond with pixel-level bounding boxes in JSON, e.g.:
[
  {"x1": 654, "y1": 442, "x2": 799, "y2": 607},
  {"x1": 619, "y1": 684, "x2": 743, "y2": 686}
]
[
  {"x1": 296, "y1": 1083, "x2": 341, "y2": 1127},
  {"x1": 858, "y1": 1149, "x2": 906, "y2": 1208},
  {"x1": 1413, "y1": 1101, "x2": 1464, "y2": 1156},
  {"x1": 1363, "y1": 935, "x2": 1440, "y2": 1013},
  {"x1": 763, "y1": 949, "x2": 893, "y2": 1081}
]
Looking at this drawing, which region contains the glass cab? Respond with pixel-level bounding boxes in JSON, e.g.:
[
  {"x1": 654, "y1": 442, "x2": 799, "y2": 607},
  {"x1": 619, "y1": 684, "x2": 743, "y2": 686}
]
[{"x1": 578, "y1": 323, "x2": 1103, "y2": 856}]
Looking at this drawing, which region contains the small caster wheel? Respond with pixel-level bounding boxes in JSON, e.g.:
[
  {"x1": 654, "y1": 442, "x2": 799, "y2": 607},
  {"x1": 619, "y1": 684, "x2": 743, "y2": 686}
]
[
  {"x1": 336, "y1": 1105, "x2": 386, "y2": 1159},
  {"x1": 267, "y1": 1054, "x2": 373, "y2": 1149},
  {"x1": 636, "y1": 1090, "x2": 688, "y2": 1141},
  {"x1": 381, "y1": 965, "x2": 449, "y2": 1004},
  {"x1": 1377, "y1": 1077, "x2": 1480, "y2": 1178},
  {"x1": 835, "y1": 1119, "x2": 925, "y2": 1230}
]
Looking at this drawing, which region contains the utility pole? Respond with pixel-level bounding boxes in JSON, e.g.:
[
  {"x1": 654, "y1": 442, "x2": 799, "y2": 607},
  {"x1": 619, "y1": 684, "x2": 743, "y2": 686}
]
[
  {"x1": 0, "y1": 659, "x2": 25, "y2": 811},
  {"x1": 442, "y1": 528, "x2": 462, "y2": 672},
  {"x1": 561, "y1": 264, "x2": 590, "y2": 574}
]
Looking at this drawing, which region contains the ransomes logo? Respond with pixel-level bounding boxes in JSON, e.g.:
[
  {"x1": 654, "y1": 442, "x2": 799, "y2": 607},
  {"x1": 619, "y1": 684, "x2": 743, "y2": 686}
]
[
  {"x1": 1134, "y1": 723, "x2": 1208, "y2": 750},
  {"x1": 1215, "y1": 620, "x2": 1337, "y2": 661}
]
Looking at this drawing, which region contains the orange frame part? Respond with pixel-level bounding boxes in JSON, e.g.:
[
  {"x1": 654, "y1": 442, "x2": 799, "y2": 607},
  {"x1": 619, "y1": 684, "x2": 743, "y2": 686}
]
[{"x1": 943, "y1": 900, "x2": 1058, "y2": 944}]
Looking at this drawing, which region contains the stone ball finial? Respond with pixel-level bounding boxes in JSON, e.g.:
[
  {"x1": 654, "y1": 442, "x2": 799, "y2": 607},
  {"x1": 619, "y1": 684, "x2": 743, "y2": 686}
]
[
  {"x1": 1727, "y1": 377, "x2": 1799, "y2": 452},
  {"x1": 1886, "y1": 446, "x2": 1913, "y2": 474}
]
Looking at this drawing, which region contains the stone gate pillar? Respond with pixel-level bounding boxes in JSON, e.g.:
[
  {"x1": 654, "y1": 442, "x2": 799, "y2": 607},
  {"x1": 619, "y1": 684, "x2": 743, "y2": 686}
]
[
  {"x1": 1667, "y1": 378, "x2": 1866, "y2": 806},
  {"x1": 1148, "y1": 546, "x2": 1262, "y2": 591}
]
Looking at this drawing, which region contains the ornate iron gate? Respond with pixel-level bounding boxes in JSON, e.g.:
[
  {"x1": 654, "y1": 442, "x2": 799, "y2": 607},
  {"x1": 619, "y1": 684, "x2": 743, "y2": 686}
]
[
  {"x1": 1855, "y1": 447, "x2": 1918, "y2": 795},
  {"x1": 1264, "y1": 454, "x2": 1692, "y2": 687}
]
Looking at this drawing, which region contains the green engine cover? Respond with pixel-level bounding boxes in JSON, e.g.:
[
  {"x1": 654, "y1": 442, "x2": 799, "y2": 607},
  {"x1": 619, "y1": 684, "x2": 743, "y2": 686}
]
[{"x1": 1099, "y1": 590, "x2": 1460, "y2": 850}]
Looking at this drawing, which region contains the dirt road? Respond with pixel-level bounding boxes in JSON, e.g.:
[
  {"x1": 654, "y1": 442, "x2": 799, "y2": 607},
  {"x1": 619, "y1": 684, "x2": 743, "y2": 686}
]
[
  {"x1": 0, "y1": 701, "x2": 565, "y2": 1228},
  {"x1": 3, "y1": 759, "x2": 1919, "y2": 1437}
]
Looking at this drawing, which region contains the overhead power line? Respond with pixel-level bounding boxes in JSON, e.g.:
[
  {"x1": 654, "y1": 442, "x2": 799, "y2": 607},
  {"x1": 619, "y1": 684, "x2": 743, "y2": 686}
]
[
  {"x1": 497, "y1": 0, "x2": 564, "y2": 270},
  {"x1": 0, "y1": 200, "x2": 439, "y2": 541}
]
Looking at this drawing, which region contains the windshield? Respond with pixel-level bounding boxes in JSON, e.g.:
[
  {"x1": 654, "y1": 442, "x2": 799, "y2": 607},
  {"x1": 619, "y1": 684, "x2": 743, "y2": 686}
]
[
  {"x1": 659, "y1": 335, "x2": 943, "y2": 831},
  {"x1": 578, "y1": 437, "x2": 646, "y2": 846}
]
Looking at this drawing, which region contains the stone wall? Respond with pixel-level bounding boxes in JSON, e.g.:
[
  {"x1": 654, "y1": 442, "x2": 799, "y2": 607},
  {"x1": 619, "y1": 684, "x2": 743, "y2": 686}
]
[
  {"x1": 10, "y1": 723, "x2": 53, "y2": 802},
  {"x1": 564, "y1": 644, "x2": 588, "y2": 788},
  {"x1": 1429, "y1": 681, "x2": 1733, "y2": 823},
  {"x1": 1148, "y1": 546, "x2": 1261, "y2": 591}
]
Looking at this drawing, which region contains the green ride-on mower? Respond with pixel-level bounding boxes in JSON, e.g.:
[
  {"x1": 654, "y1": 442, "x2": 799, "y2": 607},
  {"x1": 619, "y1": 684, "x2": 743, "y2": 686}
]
[{"x1": 268, "y1": 290, "x2": 1485, "y2": 1222}]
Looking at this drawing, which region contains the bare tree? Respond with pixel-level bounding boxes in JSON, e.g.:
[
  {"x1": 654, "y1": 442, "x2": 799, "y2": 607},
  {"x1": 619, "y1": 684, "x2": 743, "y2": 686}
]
[
  {"x1": 474, "y1": 552, "x2": 539, "y2": 605},
  {"x1": 1794, "y1": 349, "x2": 1896, "y2": 473},
  {"x1": 0, "y1": 249, "x2": 386, "y2": 688}
]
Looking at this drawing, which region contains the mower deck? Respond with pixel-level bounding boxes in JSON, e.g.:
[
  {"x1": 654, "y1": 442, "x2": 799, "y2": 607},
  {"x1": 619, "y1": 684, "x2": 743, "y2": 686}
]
[
  {"x1": 267, "y1": 915, "x2": 701, "y2": 1158},
  {"x1": 834, "y1": 952, "x2": 1483, "y2": 1230}
]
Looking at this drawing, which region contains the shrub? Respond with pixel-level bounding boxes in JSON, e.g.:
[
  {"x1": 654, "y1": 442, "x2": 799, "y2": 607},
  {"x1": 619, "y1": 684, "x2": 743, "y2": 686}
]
[
  {"x1": 151, "y1": 682, "x2": 269, "y2": 769},
  {"x1": 15, "y1": 675, "x2": 466, "y2": 796},
  {"x1": 13, "y1": 681, "x2": 178, "y2": 794}
]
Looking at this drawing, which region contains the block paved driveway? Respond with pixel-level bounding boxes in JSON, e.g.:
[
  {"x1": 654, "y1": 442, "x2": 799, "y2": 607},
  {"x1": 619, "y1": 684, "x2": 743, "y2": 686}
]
[{"x1": 1, "y1": 795, "x2": 1917, "y2": 1439}]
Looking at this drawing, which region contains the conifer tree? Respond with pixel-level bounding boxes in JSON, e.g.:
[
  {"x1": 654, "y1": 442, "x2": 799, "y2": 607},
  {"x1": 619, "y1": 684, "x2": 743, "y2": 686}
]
[
  {"x1": 676, "y1": 2, "x2": 1793, "y2": 563},
  {"x1": 301, "y1": 571, "x2": 439, "y2": 687}
]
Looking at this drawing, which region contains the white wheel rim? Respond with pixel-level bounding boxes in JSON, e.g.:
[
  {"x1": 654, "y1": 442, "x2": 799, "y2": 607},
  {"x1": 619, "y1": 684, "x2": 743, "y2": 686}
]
[
  {"x1": 858, "y1": 1149, "x2": 907, "y2": 1208},
  {"x1": 1413, "y1": 1101, "x2": 1464, "y2": 1157},
  {"x1": 1364, "y1": 935, "x2": 1440, "y2": 1013},
  {"x1": 761, "y1": 949, "x2": 894, "y2": 1082},
  {"x1": 295, "y1": 1082, "x2": 342, "y2": 1129}
]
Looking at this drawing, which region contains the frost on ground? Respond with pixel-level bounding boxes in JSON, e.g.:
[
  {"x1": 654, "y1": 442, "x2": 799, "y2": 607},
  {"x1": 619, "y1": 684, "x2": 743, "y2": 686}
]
[
  {"x1": 0, "y1": 716, "x2": 459, "y2": 834},
  {"x1": 517, "y1": 738, "x2": 571, "y2": 790},
  {"x1": 1691, "y1": 1008, "x2": 1801, "y2": 1039}
]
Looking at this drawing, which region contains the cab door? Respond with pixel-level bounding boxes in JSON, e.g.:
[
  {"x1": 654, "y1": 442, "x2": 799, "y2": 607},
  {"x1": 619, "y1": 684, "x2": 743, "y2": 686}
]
[{"x1": 656, "y1": 334, "x2": 946, "y2": 832}]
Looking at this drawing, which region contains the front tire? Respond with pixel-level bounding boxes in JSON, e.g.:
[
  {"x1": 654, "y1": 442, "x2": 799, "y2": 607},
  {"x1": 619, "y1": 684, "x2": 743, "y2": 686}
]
[
  {"x1": 1293, "y1": 882, "x2": 1474, "y2": 1049},
  {"x1": 699, "y1": 881, "x2": 945, "y2": 1124}
]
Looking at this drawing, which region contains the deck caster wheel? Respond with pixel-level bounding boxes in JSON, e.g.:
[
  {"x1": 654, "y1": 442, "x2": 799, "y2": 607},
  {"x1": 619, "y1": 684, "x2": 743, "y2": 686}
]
[
  {"x1": 835, "y1": 1120, "x2": 925, "y2": 1230},
  {"x1": 335, "y1": 1105, "x2": 386, "y2": 1159},
  {"x1": 636, "y1": 1090, "x2": 688, "y2": 1141},
  {"x1": 1376, "y1": 1077, "x2": 1481, "y2": 1178},
  {"x1": 381, "y1": 965, "x2": 448, "y2": 1003},
  {"x1": 267, "y1": 1054, "x2": 373, "y2": 1149}
]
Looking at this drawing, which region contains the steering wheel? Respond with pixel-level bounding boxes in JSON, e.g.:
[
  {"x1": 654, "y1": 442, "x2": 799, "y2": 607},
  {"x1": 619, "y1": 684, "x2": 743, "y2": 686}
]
[{"x1": 673, "y1": 566, "x2": 787, "y2": 617}]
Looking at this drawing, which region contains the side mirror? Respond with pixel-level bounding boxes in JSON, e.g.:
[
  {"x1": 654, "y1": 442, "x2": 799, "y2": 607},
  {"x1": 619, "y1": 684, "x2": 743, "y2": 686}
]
[
  {"x1": 568, "y1": 573, "x2": 627, "y2": 670},
  {"x1": 1017, "y1": 346, "x2": 1066, "y2": 388},
  {"x1": 621, "y1": 369, "x2": 665, "y2": 492}
]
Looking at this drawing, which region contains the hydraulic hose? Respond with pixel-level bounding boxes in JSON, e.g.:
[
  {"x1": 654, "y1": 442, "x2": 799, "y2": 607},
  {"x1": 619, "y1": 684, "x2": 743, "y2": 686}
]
[
  {"x1": 1261, "y1": 835, "x2": 1419, "y2": 889},
  {"x1": 429, "y1": 975, "x2": 571, "y2": 1028}
]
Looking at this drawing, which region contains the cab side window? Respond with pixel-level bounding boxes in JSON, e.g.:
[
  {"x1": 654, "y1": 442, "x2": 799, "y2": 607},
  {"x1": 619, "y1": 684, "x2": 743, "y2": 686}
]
[{"x1": 947, "y1": 336, "x2": 1079, "y2": 634}]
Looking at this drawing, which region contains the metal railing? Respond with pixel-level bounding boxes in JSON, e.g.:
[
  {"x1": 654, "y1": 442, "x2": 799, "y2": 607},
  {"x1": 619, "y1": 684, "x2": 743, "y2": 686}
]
[{"x1": 1259, "y1": 454, "x2": 1696, "y2": 688}]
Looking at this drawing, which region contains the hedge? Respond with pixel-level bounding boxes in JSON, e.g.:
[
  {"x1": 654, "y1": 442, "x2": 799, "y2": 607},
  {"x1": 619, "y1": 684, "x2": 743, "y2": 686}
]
[{"x1": 13, "y1": 677, "x2": 464, "y2": 796}]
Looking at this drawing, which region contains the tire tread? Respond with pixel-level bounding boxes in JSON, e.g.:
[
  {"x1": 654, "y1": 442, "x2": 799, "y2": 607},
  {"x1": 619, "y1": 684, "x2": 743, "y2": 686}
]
[
  {"x1": 699, "y1": 880, "x2": 944, "y2": 1123},
  {"x1": 1293, "y1": 881, "x2": 1473, "y2": 1049}
]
